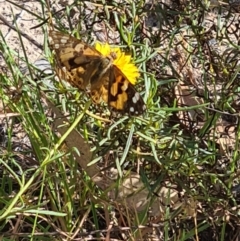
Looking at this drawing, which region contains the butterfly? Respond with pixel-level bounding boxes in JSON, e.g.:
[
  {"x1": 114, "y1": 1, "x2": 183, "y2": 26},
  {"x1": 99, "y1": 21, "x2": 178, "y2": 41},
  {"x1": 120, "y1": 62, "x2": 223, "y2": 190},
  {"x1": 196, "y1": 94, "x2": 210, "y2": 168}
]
[{"x1": 48, "y1": 30, "x2": 146, "y2": 115}]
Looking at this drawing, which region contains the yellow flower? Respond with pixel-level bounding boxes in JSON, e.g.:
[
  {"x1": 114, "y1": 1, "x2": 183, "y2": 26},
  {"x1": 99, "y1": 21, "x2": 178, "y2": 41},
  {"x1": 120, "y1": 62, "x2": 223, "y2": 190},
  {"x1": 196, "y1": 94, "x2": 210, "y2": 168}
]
[{"x1": 95, "y1": 42, "x2": 139, "y2": 85}]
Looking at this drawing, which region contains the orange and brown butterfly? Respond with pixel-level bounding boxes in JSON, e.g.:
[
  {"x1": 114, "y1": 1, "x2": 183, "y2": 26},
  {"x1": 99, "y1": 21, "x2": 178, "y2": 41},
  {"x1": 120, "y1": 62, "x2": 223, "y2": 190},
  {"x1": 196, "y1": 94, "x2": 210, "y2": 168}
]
[{"x1": 48, "y1": 30, "x2": 146, "y2": 115}]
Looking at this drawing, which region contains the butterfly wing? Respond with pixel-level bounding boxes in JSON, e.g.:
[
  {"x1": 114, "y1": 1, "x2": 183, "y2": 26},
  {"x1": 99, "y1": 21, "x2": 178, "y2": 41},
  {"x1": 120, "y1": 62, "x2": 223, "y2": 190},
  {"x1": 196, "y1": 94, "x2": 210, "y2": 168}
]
[
  {"x1": 108, "y1": 66, "x2": 146, "y2": 115},
  {"x1": 49, "y1": 30, "x2": 107, "y2": 91}
]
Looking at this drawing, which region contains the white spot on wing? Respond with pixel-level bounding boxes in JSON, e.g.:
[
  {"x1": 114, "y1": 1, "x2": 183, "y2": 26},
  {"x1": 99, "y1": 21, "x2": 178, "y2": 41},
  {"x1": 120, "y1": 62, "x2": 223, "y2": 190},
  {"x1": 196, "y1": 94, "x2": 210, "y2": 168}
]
[
  {"x1": 132, "y1": 92, "x2": 140, "y2": 104},
  {"x1": 130, "y1": 107, "x2": 135, "y2": 112},
  {"x1": 55, "y1": 43, "x2": 60, "y2": 49},
  {"x1": 60, "y1": 38, "x2": 68, "y2": 44},
  {"x1": 49, "y1": 36, "x2": 53, "y2": 43}
]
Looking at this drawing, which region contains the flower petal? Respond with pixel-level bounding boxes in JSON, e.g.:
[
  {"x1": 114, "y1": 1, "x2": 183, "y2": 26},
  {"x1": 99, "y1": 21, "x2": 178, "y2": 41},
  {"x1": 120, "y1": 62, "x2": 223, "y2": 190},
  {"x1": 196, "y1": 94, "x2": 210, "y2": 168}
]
[{"x1": 95, "y1": 42, "x2": 139, "y2": 85}]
